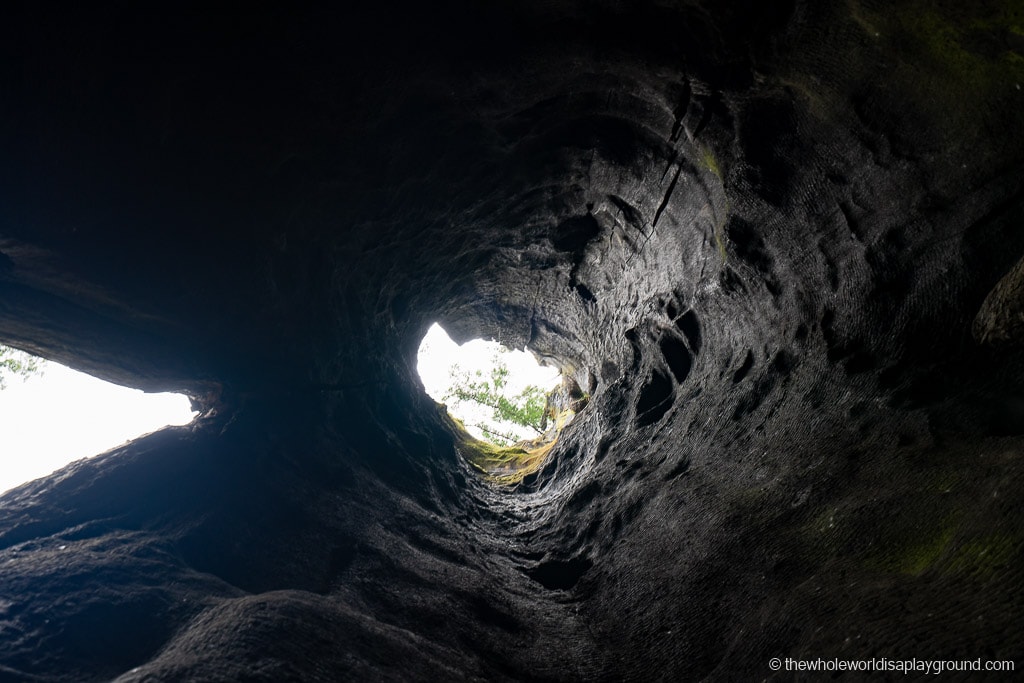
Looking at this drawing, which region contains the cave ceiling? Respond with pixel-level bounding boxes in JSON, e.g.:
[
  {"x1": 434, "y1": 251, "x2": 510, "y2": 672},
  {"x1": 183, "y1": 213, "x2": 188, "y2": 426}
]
[{"x1": 1, "y1": 1, "x2": 1023, "y2": 680}]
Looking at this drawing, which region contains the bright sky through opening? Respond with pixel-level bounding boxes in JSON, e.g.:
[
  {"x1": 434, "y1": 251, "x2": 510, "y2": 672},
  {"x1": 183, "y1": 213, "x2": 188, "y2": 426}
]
[
  {"x1": 417, "y1": 323, "x2": 560, "y2": 443},
  {"x1": 0, "y1": 360, "x2": 197, "y2": 494}
]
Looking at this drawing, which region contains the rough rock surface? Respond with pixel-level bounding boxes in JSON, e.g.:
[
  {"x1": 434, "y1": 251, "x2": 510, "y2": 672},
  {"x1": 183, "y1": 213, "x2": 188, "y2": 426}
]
[
  {"x1": 1, "y1": 2, "x2": 1023, "y2": 680},
  {"x1": 976, "y1": 254, "x2": 1024, "y2": 347}
]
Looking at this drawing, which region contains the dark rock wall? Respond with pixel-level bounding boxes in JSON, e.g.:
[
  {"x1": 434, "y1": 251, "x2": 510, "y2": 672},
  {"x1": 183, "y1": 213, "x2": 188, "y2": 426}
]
[{"x1": 2, "y1": 1, "x2": 1023, "y2": 680}]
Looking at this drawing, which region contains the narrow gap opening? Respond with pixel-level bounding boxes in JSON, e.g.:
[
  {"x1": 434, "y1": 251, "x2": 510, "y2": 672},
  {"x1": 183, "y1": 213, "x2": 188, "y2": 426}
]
[
  {"x1": 416, "y1": 323, "x2": 587, "y2": 483},
  {"x1": 0, "y1": 344, "x2": 197, "y2": 495}
]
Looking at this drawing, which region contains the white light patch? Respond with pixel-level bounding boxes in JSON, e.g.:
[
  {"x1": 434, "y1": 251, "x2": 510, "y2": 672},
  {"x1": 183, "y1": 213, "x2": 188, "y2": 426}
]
[{"x1": 0, "y1": 361, "x2": 197, "y2": 494}]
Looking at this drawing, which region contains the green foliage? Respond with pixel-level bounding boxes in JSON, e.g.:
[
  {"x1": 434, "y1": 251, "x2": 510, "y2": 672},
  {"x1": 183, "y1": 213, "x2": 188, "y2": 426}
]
[
  {"x1": 444, "y1": 349, "x2": 549, "y2": 445},
  {"x1": 0, "y1": 345, "x2": 44, "y2": 390}
]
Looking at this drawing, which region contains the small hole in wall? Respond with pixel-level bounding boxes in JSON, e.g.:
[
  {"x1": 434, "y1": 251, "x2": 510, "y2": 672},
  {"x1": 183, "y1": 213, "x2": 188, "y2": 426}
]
[{"x1": 0, "y1": 344, "x2": 197, "y2": 495}]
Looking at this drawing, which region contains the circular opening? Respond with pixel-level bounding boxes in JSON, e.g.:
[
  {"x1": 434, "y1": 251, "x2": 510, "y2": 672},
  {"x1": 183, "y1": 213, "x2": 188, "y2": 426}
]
[
  {"x1": 417, "y1": 323, "x2": 561, "y2": 444},
  {"x1": 417, "y1": 323, "x2": 589, "y2": 483}
]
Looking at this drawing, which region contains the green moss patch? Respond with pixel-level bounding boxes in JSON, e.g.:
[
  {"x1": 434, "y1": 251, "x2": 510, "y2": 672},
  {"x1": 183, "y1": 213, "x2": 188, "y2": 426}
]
[
  {"x1": 443, "y1": 411, "x2": 559, "y2": 485},
  {"x1": 456, "y1": 433, "x2": 556, "y2": 485},
  {"x1": 878, "y1": 523, "x2": 957, "y2": 575},
  {"x1": 854, "y1": 0, "x2": 1024, "y2": 86},
  {"x1": 944, "y1": 534, "x2": 1020, "y2": 580}
]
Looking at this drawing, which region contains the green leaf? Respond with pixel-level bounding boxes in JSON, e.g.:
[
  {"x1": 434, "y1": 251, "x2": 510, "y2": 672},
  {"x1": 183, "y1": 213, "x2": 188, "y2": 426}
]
[
  {"x1": 443, "y1": 346, "x2": 550, "y2": 441},
  {"x1": 0, "y1": 345, "x2": 45, "y2": 390}
]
